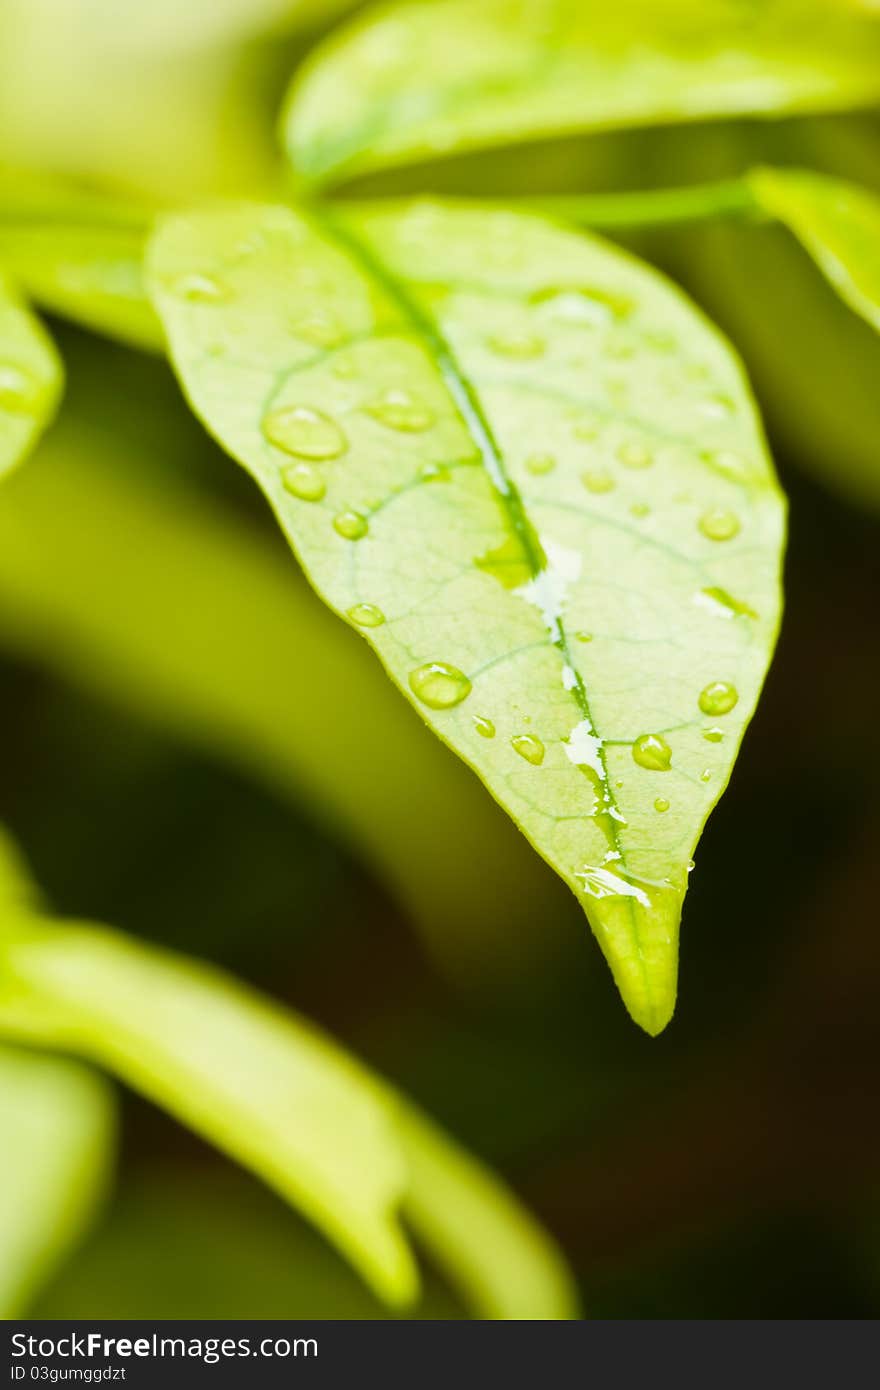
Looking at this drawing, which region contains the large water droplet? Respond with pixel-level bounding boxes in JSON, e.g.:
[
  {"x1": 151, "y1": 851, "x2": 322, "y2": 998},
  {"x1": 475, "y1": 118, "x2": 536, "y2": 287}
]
[
  {"x1": 654, "y1": 797, "x2": 670, "y2": 813},
  {"x1": 348, "y1": 603, "x2": 385, "y2": 627},
  {"x1": 474, "y1": 715, "x2": 495, "y2": 739},
  {"x1": 281, "y1": 463, "x2": 326, "y2": 502},
  {"x1": 698, "y1": 682, "x2": 738, "y2": 716},
  {"x1": 525, "y1": 453, "x2": 556, "y2": 476},
  {"x1": 0, "y1": 365, "x2": 38, "y2": 412},
  {"x1": 409, "y1": 661, "x2": 472, "y2": 709},
  {"x1": 366, "y1": 388, "x2": 434, "y2": 432},
  {"x1": 581, "y1": 469, "x2": 615, "y2": 494},
  {"x1": 617, "y1": 441, "x2": 652, "y2": 469},
  {"x1": 171, "y1": 273, "x2": 231, "y2": 303},
  {"x1": 511, "y1": 733, "x2": 545, "y2": 765},
  {"x1": 632, "y1": 733, "x2": 672, "y2": 771},
  {"x1": 263, "y1": 406, "x2": 347, "y2": 460},
  {"x1": 333, "y1": 510, "x2": 369, "y2": 540},
  {"x1": 487, "y1": 330, "x2": 544, "y2": 359},
  {"x1": 699, "y1": 508, "x2": 741, "y2": 542}
]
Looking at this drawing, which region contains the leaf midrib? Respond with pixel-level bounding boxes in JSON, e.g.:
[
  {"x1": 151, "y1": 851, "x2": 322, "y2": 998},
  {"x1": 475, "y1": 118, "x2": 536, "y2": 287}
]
[{"x1": 313, "y1": 205, "x2": 652, "y2": 989}]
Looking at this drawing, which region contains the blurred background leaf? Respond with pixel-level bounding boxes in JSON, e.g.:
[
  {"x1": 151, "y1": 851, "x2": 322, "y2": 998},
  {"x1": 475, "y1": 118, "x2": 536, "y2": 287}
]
[{"x1": 0, "y1": 1043, "x2": 115, "y2": 1318}]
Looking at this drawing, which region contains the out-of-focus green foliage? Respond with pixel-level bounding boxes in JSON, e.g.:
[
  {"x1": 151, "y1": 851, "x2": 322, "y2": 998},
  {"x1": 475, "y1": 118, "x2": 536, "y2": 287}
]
[
  {"x1": 148, "y1": 199, "x2": 784, "y2": 1033},
  {"x1": 747, "y1": 166, "x2": 880, "y2": 333},
  {"x1": 284, "y1": 0, "x2": 880, "y2": 186},
  {"x1": 33, "y1": 1171, "x2": 462, "y2": 1319},
  {"x1": 0, "y1": 413, "x2": 559, "y2": 975},
  {"x1": 0, "y1": 169, "x2": 160, "y2": 350},
  {"x1": 0, "y1": 832, "x2": 576, "y2": 1317},
  {"x1": 0, "y1": 917, "x2": 419, "y2": 1306},
  {"x1": 0, "y1": 271, "x2": 61, "y2": 478},
  {"x1": 0, "y1": 1044, "x2": 115, "y2": 1318}
]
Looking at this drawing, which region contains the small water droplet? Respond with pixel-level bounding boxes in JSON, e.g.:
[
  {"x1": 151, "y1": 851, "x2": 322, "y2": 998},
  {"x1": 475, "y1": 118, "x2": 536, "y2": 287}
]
[
  {"x1": 487, "y1": 331, "x2": 545, "y2": 359},
  {"x1": 474, "y1": 715, "x2": 495, "y2": 739},
  {"x1": 292, "y1": 313, "x2": 346, "y2": 348},
  {"x1": 581, "y1": 469, "x2": 615, "y2": 494},
  {"x1": 333, "y1": 359, "x2": 357, "y2": 380},
  {"x1": 699, "y1": 508, "x2": 740, "y2": 542},
  {"x1": 420, "y1": 461, "x2": 450, "y2": 482},
  {"x1": 333, "y1": 510, "x2": 368, "y2": 540},
  {"x1": 630, "y1": 502, "x2": 650, "y2": 518},
  {"x1": 617, "y1": 441, "x2": 653, "y2": 469},
  {"x1": 702, "y1": 448, "x2": 751, "y2": 483},
  {"x1": 698, "y1": 586, "x2": 757, "y2": 618},
  {"x1": 263, "y1": 406, "x2": 347, "y2": 460},
  {"x1": 698, "y1": 391, "x2": 736, "y2": 419},
  {"x1": 347, "y1": 603, "x2": 385, "y2": 627},
  {"x1": 531, "y1": 286, "x2": 631, "y2": 325},
  {"x1": 511, "y1": 733, "x2": 545, "y2": 765},
  {"x1": 698, "y1": 682, "x2": 739, "y2": 716},
  {"x1": 281, "y1": 463, "x2": 326, "y2": 502},
  {"x1": 171, "y1": 273, "x2": 231, "y2": 303},
  {"x1": 409, "y1": 661, "x2": 472, "y2": 709},
  {"x1": 654, "y1": 797, "x2": 670, "y2": 813},
  {"x1": 0, "y1": 365, "x2": 38, "y2": 412},
  {"x1": 645, "y1": 329, "x2": 676, "y2": 353},
  {"x1": 575, "y1": 631, "x2": 593, "y2": 643},
  {"x1": 632, "y1": 733, "x2": 672, "y2": 771},
  {"x1": 525, "y1": 453, "x2": 556, "y2": 476},
  {"x1": 702, "y1": 726, "x2": 724, "y2": 743},
  {"x1": 700, "y1": 769, "x2": 712, "y2": 783},
  {"x1": 366, "y1": 388, "x2": 434, "y2": 432},
  {"x1": 573, "y1": 419, "x2": 600, "y2": 441}
]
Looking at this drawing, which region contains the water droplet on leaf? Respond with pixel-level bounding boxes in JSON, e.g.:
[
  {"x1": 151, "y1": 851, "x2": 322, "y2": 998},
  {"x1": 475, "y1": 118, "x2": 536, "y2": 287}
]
[
  {"x1": 581, "y1": 469, "x2": 615, "y2": 494},
  {"x1": 654, "y1": 797, "x2": 670, "y2": 813},
  {"x1": 281, "y1": 463, "x2": 326, "y2": 502},
  {"x1": 525, "y1": 453, "x2": 556, "y2": 475},
  {"x1": 632, "y1": 733, "x2": 672, "y2": 771},
  {"x1": 348, "y1": 603, "x2": 385, "y2": 627},
  {"x1": 474, "y1": 716, "x2": 495, "y2": 739},
  {"x1": 333, "y1": 510, "x2": 369, "y2": 540},
  {"x1": 702, "y1": 726, "x2": 724, "y2": 743},
  {"x1": 171, "y1": 273, "x2": 231, "y2": 303},
  {"x1": 487, "y1": 331, "x2": 544, "y2": 359},
  {"x1": 698, "y1": 682, "x2": 738, "y2": 716},
  {"x1": 263, "y1": 406, "x2": 347, "y2": 460},
  {"x1": 409, "y1": 662, "x2": 472, "y2": 709},
  {"x1": 617, "y1": 442, "x2": 653, "y2": 470},
  {"x1": 699, "y1": 508, "x2": 741, "y2": 542},
  {"x1": 511, "y1": 733, "x2": 545, "y2": 765},
  {"x1": 366, "y1": 388, "x2": 434, "y2": 432}
]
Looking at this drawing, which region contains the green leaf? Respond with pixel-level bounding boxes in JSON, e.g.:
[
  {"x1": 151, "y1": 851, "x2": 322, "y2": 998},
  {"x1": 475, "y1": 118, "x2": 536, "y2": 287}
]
[
  {"x1": 747, "y1": 166, "x2": 880, "y2": 334},
  {"x1": 283, "y1": 0, "x2": 880, "y2": 186},
  {"x1": 0, "y1": 914, "x2": 577, "y2": 1317},
  {"x1": 396, "y1": 1105, "x2": 579, "y2": 1319},
  {"x1": 0, "y1": 169, "x2": 161, "y2": 350},
  {"x1": 0, "y1": 1044, "x2": 114, "y2": 1317},
  {"x1": 0, "y1": 919, "x2": 418, "y2": 1308},
  {"x1": 147, "y1": 199, "x2": 785, "y2": 1033},
  {"x1": 0, "y1": 271, "x2": 62, "y2": 479}
]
